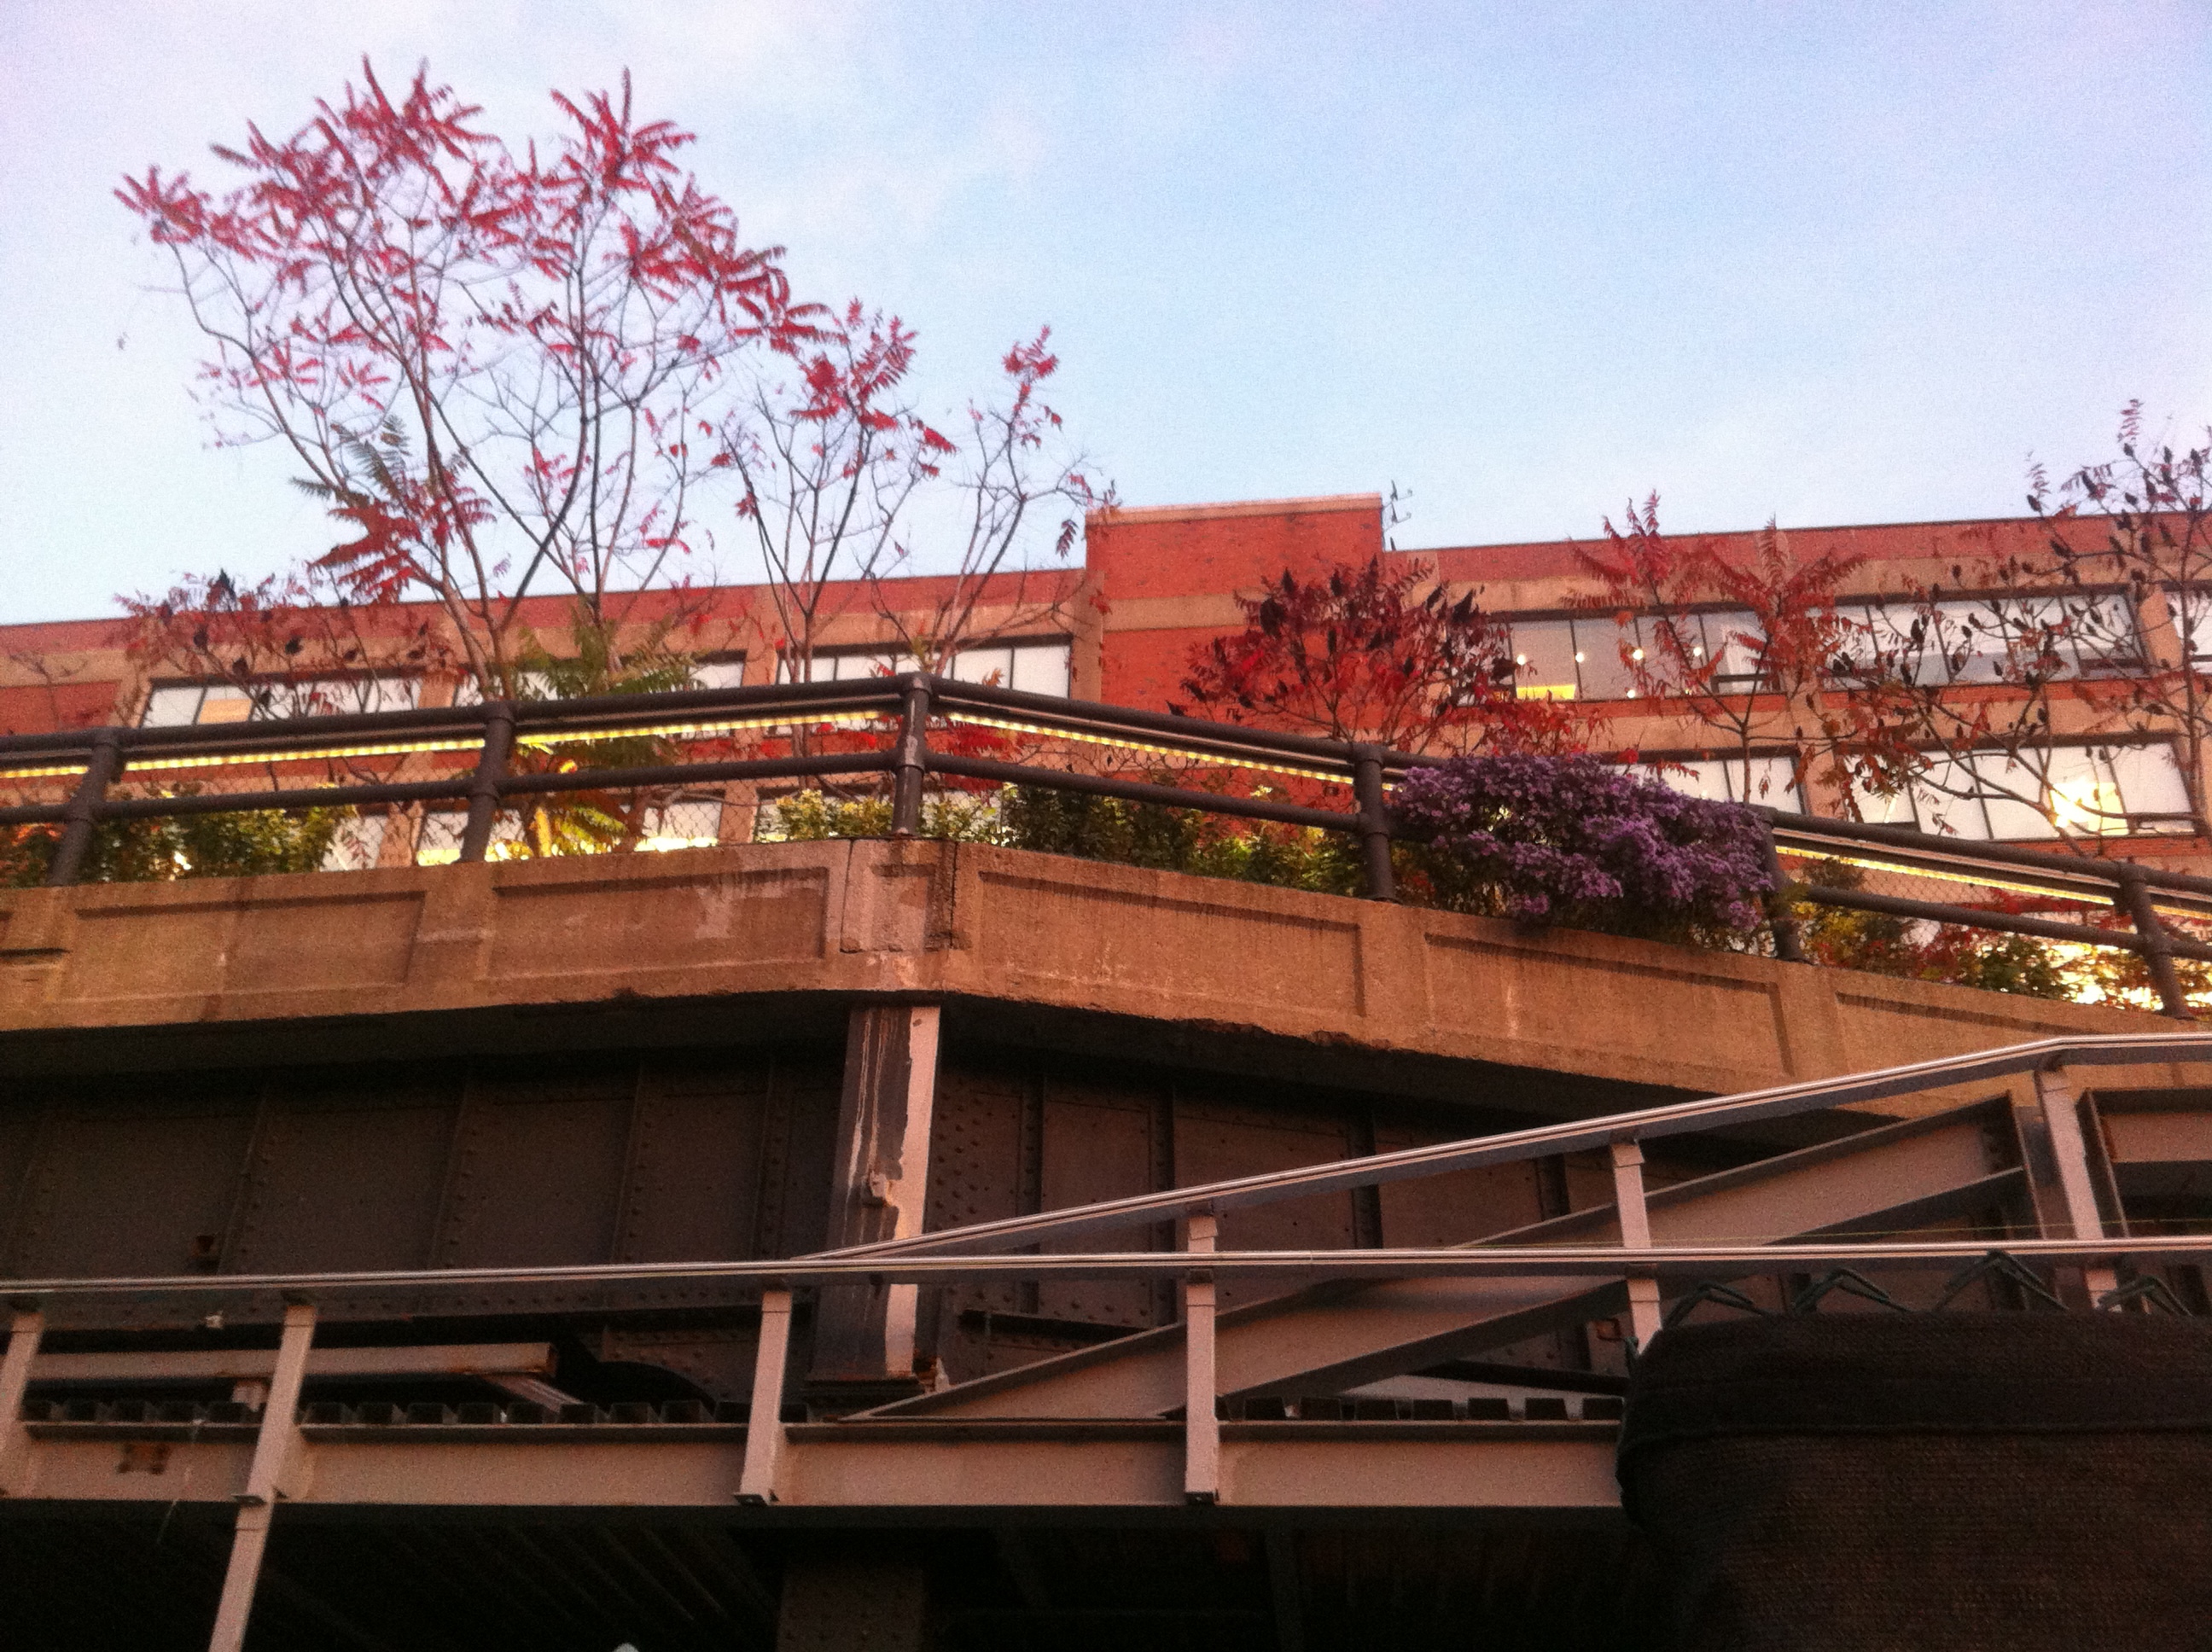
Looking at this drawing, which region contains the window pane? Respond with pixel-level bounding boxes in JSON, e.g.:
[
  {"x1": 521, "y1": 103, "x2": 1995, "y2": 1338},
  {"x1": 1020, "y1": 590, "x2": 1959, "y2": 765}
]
[
  {"x1": 950, "y1": 646, "x2": 1016, "y2": 688},
  {"x1": 2107, "y1": 742, "x2": 2192, "y2": 821},
  {"x1": 1908, "y1": 756, "x2": 1990, "y2": 838},
  {"x1": 1638, "y1": 754, "x2": 1801, "y2": 806},
  {"x1": 692, "y1": 659, "x2": 746, "y2": 689},
  {"x1": 2171, "y1": 591, "x2": 2212, "y2": 663},
  {"x1": 640, "y1": 799, "x2": 725, "y2": 849},
  {"x1": 1703, "y1": 611, "x2": 1767, "y2": 687},
  {"x1": 1507, "y1": 620, "x2": 1578, "y2": 699},
  {"x1": 2063, "y1": 595, "x2": 2139, "y2": 673},
  {"x1": 268, "y1": 676, "x2": 422, "y2": 718},
  {"x1": 1826, "y1": 603, "x2": 1880, "y2": 676},
  {"x1": 1858, "y1": 600, "x2": 1930, "y2": 681},
  {"x1": 1572, "y1": 615, "x2": 1642, "y2": 700},
  {"x1": 1732, "y1": 753, "x2": 1801, "y2": 807},
  {"x1": 805, "y1": 649, "x2": 899, "y2": 683},
  {"x1": 1638, "y1": 759, "x2": 1730, "y2": 801},
  {"x1": 197, "y1": 686, "x2": 254, "y2": 724},
  {"x1": 1932, "y1": 601, "x2": 2010, "y2": 684},
  {"x1": 321, "y1": 815, "x2": 388, "y2": 872},
  {"x1": 140, "y1": 686, "x2": 204, "y2": 727},
  {"x1": 1973, "y1": 752, "x2": 2062, "y2": 841},
  {"x1": 1010, "y1": 641, "x2": 1071, "y2": 698},
  {"x1": 1849, "y1": 777, "x2": 1921, "y2": 829}
]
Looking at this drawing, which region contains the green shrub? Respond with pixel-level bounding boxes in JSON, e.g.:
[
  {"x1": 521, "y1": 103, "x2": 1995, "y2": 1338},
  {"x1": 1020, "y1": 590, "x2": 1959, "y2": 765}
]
[{"x1": 3, "y1": 804, "x2": 346, "y2": 887}]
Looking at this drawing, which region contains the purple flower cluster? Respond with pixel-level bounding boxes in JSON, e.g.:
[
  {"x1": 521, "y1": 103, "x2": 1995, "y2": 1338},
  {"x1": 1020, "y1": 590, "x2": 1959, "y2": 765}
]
[{"x1": 1392, "y1": 753, "x2": 1774, "y2": 937}]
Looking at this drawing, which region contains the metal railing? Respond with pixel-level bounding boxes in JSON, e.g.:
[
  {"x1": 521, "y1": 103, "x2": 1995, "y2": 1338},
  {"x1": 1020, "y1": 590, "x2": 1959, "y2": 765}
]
[{"x1": 6, "y1": 673, "x2": 2212, "y2": 1012}]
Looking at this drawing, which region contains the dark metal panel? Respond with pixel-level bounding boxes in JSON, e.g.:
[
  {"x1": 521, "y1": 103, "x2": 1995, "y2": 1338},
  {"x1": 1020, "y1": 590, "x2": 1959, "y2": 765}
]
[
  {"x1": 1037, "y1": 1082, "x2": 1158, "y2": 1330},
  {"x1": 614, "y1": 1057, "x2": 776, "y2": 1264},
  {"x1": 928, "y1": 1060, "x2": 1033, "y2": 1319},
  {"x1": 226, "y1": 1076, "x2": 459, "y2": 1275},
  {"x1": 752, "y1": 1050, "x2": 841, "y2": 1260},
  {"x1": 1173, "y1": 1096, "x2": 1355, "y2": 1311},
  {"x1": 7, "y1": 1082, "x2": 257, "y2": 1279},
  {"x1": 1371, "y1": 1125, "x2": 1545, "y2": 1249},
  {"x1": 434, "y1": 1068, "x2": 637, "y2": 1267}
]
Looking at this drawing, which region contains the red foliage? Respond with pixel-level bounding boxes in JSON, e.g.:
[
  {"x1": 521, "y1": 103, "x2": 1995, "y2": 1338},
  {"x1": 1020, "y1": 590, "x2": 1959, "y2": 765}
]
[
  {"x1": 1174, "y1": 557, "x2": 1588, "y2": 756},
  {"x1": 1575, "y1": 495, "x2": 1890, "y2": 805},
  {"x1": 118, "y1": 61, "x2": 817, "y2": 696},
  {"x1": 724, "y1": 307, "x2": 1102, "y2": 683}
]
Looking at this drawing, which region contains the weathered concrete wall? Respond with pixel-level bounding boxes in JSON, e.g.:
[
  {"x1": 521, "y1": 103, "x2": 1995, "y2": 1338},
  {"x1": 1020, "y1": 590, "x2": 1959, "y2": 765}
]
[{"x1": 0, "y1": 840, "x2": 2168, "y2": 1099}]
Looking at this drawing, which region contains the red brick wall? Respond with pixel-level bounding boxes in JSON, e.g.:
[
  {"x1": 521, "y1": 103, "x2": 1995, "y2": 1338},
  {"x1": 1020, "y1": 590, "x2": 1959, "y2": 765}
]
[{"x1": 1087, "y1": 494, "x2": 1382, "y2": 709}]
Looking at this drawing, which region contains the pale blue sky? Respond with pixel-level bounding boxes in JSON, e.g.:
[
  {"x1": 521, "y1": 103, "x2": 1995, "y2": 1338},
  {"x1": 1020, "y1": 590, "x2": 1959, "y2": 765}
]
[{"x1": 3, "y1": 2, "x2": 2207, "y2": 621}]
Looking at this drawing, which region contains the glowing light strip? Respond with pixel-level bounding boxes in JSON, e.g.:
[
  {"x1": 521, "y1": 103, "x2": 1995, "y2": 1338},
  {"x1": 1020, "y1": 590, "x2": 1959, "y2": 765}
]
[
  {"x1": 127, "y1": 738, "x2": 481, "y2": 772},
  {"x1": 515, "y1": 711, "x2": 891, "y2": 748},
  {"x1": 1778, "y1": 846, "x2": 2212, "y2": 928},
  {"x1": 0, "y1": 765, "x2": 88, "y2": 781},
  {"x1": 940, "y1": 711, "x2": 1347, "y2": 784}
]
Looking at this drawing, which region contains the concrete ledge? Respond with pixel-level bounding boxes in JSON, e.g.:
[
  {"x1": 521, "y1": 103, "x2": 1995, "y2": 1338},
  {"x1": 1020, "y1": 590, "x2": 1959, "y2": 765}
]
[{"x1": 0, "y1": 839, "x2": 2172, "y2": 1100}]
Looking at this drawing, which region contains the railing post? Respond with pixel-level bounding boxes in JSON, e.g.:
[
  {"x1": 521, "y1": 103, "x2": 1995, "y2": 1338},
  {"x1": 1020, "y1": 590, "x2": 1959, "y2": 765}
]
[
  {"x1": 2034, "y1": 1067, "x2": 2122, "y2": 1303},
  {"x1": 890, "y1": 678, "x2": 931, "y2": 838},
  {"x1": 737, "y1": 1287, "x2": 795, "y2": 1504},
  {"x1": 1759, "y1": 815, "x2": 1806, "y2": 963},
  {"x1": 208, "y1": 1300, "x2": 316, "y2": 1652},
  {"x1": 458, "y1": 703, "x2": 515, "y2": 864},
  {"x1": 1351, "y1": 745, "x2": 1395, "y2": 901},
  {"x1": 44, "y1": 729, "x2": 121, "y2": 887},
  {"x1": 0, "y1": 1306, "x2": 44, "y2": 1497},
  {"x1": 2115, "y1": 864, "x2": 2191, "y2": 1020},
  {"x1": 1183, "y1": 1213, "x2": 1220, "y2": 1505},
  {"x1": 1610, "y1": 1141, "x2": 1664, "y2": 1352}
]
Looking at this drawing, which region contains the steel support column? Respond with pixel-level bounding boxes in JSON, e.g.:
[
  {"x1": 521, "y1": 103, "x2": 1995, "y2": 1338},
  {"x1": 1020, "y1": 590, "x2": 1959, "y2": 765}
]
[
  {"x1": 1185, "y1": 1213, "x2": 1220, "y2": 1504},
  {"x1": 0, "y1": 1307, "x2": 43, "y2": 1497},
  {"x1": 2035, "y1": 1068, "x2": 2122, "y2": 1301},
  {"x1": 812, "y1": 1003, "x2": 941, "y2": 1393},
  {"x1": 207, "y1": 1300, "x2": 316, "y2": 1652},
  {"x1": 738, "y1": 1288, "x2": 795, "y2": 1505},
  {"x1": 1609, "y1": 1142, "x2": 1663, "y2": 1350}
]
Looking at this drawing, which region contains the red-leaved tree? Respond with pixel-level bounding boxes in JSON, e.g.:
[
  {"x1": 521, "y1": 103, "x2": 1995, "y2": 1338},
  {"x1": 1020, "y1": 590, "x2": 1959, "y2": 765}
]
[
  {"x1": 1575, "y1": 496, "x2": 1880, "y2": 808},
  {"x1": 723, "y1": 310, "x2": 1103, "y2": 684},
  {"x1": 118, "y1": 61, "x2": 818, "y2": 700},
  {"x1": 1175, "y1": 557, "x2": 1588, "y2": 756}
]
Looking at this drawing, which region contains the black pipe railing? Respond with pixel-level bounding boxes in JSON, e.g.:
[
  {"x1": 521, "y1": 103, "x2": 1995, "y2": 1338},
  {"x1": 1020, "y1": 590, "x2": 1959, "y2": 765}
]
[{"x1": 3, "y1": 673, "x2": 2208, "y2": 1015}]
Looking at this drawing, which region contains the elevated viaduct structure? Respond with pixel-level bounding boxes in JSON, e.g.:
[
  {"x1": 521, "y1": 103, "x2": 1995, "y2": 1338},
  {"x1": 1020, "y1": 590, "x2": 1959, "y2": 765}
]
[{"x1": 5, "y1": 831, "x2": 2211, "y2": 1649}]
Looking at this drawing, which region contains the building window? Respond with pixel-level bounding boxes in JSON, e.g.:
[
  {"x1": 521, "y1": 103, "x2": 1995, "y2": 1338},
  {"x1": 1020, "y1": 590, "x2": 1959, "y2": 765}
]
[
  {"x1": 781, "y1": 638, "x2": 1072, "y2": 696},
  {"x1": 1829, "y1": 595, "x2": 2140, "y2": 683},
  {"x1": 1506, "y1": 612, "x2": 1773, "y2": 701},
  {"x1": 691, "y1": 655, "x2": 747, "y2": 690},
  {"x1": 411, "y1": 797, "x2": 725, "y2": 865},
  {"x1": 1628, "y1": 753, "x2": 1805, "y2": 810},
  {"x1": 2167, "y1": 590, "x2": 2212, "y2": 666},
  {"x1": 140, "y1": 676, "x2": 421, "y2": 727},
  {"x1": 450, "y1": 655, "x2": 746, "y2": 707},
  {"x1": 1848, "y1": 741, "x2": 2193, "y2": 841}
]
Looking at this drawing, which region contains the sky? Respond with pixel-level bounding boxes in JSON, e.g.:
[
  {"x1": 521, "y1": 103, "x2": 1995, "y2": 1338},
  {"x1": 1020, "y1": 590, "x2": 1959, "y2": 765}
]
[{"x1": 3, "y1": 2, "x2": 2208, "y2": 622}]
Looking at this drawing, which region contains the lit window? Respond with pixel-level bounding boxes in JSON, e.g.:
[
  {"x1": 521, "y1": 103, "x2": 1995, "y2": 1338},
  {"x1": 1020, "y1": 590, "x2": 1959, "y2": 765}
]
[
  {"x1": 1847, "y1": 741, "x2": 2191, "y2": 840},
  {"x1": 691, "y1": 657, "x2": 746, "y2": 690},
  {"x1": 1632, "y1": 755, "x2": 1803, "y2": 809},
  {"x1": 140, "y1": 677, "x2": 420, "y2": 726}
]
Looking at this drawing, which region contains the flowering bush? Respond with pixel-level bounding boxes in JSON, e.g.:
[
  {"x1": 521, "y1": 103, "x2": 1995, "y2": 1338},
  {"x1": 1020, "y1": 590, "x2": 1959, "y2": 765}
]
[{"x1": 1391, "y1": 754, "x2": 1775, "y2": 943}]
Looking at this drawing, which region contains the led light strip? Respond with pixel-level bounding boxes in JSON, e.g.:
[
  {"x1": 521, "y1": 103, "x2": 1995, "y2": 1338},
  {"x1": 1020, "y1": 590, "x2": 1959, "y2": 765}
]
[
  {"x1": 0, "y1": 765, "x2": 88, "y2": 781},
  {"x1": 127, "y1": 737, "x2": 482, "y2": 772},
  {"x1": 515, "y1": 711, "x2": 892, "y2": 749},
  {"x1": 1778, "y1": 847, "x2": 2212, "y2": 925},
  {"x1": 940, "y1": 710, "x2": 1348, "y2": 785}
]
